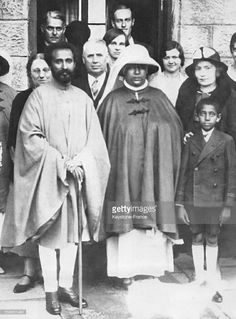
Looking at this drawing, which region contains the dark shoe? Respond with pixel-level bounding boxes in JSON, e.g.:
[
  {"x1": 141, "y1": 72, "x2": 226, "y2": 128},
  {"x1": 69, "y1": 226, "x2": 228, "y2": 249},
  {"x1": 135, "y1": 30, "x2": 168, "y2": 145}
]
[
  {"x1": 13, "y1": 274, "x2": 36, "y2": 293},
  {"x1": 46, "y1": 292, "x2": 61, "y2": 315},
  {"x1": 212, "y1": 291, "x2": 223, "y2": 303},
  {"x1": 58, "y1": 286, "x2": 88, "y2": 308}
]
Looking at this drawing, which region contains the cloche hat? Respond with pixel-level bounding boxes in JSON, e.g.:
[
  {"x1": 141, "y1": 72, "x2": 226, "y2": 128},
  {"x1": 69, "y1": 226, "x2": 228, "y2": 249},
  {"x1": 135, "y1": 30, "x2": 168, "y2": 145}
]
[{"x1": 185, "y1": 47, "x2": 228, "y2": 77}]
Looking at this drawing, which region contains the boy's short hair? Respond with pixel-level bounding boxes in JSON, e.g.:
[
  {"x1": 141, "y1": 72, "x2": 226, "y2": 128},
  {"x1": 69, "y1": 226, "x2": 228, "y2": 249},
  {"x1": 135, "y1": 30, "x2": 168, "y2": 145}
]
[{"x1": 196, "y1": 98, "x2": 221, "y2": 115}]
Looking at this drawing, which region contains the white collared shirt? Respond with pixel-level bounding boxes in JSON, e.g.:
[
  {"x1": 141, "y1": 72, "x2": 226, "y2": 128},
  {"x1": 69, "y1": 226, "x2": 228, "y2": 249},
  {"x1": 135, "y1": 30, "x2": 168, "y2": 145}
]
[
  {"x1": 123, "y1": 79, "x2": 148, "y2": 91},
  {"x1": 128, "y1": 36, "x2": 134, "y2": 45},
  {"x1": 201, "y1": 127, "x2": 214, "y2": 142},
  {"x1": 88, "y1": 72, "x2": 106, "y2": 98}
]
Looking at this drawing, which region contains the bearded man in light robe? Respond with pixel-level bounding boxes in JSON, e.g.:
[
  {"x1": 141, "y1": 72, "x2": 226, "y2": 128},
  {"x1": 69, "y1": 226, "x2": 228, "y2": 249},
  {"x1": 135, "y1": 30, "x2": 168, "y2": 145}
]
[{"x1": 1, "y1": 42, "x2": 110, "y2": 315}]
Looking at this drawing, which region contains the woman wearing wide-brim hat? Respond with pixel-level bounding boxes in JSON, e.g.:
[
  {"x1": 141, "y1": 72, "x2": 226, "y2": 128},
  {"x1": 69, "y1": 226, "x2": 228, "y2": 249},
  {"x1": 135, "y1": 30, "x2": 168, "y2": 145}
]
[
  {"x1": 98, "y1": 44, "x2": 183, "y2": 287},
  {"x1": 176, "y1": 46, "x2": 236, "y2": 141},
  {"x1": 0, "y1": 50, "x2": 17, "y2": 274}
]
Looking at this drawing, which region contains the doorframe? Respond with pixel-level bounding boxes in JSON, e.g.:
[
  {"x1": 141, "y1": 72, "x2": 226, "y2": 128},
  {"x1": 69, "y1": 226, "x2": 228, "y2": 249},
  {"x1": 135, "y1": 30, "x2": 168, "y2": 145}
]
[{"x1": 28, "y1": 0, "x2": 37, "y2": 55}]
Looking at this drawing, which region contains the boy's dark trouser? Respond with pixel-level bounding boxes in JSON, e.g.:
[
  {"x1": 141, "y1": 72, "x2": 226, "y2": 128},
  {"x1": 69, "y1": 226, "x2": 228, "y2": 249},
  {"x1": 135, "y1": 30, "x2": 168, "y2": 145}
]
[{"x1": 187, "y1": 207, "x2": 221, "y2": 246}]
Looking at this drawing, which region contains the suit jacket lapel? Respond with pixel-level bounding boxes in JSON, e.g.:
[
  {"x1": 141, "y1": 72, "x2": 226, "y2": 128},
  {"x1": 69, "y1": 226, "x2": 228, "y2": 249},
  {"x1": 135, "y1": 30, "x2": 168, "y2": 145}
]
[
  {"x1": 190, "y1": 131, "x2": 205, "y2": 153},
  {"x1": 197, "y1": 129, "x2": 223, "y2": 164},
  {"x1": 94, "y1": 70, "x2": 109, "y2": 109},
  {"x1": 85, "y1": 74, "x2": 93, "y2": 99}
]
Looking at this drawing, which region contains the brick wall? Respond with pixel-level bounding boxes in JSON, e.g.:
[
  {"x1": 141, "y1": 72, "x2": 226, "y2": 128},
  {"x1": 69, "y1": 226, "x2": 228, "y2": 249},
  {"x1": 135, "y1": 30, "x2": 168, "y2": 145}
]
[{"x1": 172, "y1": 0, "x2": 236, "y2": 68}]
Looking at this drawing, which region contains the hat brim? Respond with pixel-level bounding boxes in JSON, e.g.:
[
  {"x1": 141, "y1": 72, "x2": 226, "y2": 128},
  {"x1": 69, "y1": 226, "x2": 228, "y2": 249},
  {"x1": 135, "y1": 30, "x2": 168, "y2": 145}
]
[
  {"x1": 119, "y1": 62, "x2": 159, "y2": 76},
  {"x1": 185, "y1": 58, "x2": 228, "y2": 77},
  {"x1": 0, "y1": 55, "x2": 10, "y2": 76}
]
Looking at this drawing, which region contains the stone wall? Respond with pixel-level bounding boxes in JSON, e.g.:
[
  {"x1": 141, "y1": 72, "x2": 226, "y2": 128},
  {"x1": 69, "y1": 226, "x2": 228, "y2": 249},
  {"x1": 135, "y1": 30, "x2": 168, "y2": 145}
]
[
  {"x1": 0, "y1": 0, "x2": 31, "y2": 90},
  {"x1": 172, "y1": 0, "x2": 236, "y2": 68},
  {"x1": 0, "y1": 0, "x2": 106, "y2": 91}
]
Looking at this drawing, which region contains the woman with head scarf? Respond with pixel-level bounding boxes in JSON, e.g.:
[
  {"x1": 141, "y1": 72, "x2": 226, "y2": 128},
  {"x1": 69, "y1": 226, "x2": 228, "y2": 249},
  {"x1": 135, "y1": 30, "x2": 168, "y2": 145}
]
[
  {"x1": 149, "y1": 40, "x2": 187, "y2": 106},
  {"x1": 98, "y1": 44, "x2": 183, "y2": 286},
  {"x1": 103, "y1": 28, "x2": 127, "y2": 67},
  {"x1": 2, "y1": 53, "x2": 51, "y2": 292},
  {"x1": 0, "y1": 50, "x2": 17, "y2": 274},
  {"x1": 176, "y1": 47, "x2": 236, "y2": 143}
]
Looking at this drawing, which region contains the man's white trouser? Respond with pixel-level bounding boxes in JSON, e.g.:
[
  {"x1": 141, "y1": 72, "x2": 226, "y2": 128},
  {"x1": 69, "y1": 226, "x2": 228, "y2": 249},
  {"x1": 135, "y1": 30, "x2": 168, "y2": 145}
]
[{"x1": 39, "y1": 243, "x2": 78, "y2": 292}]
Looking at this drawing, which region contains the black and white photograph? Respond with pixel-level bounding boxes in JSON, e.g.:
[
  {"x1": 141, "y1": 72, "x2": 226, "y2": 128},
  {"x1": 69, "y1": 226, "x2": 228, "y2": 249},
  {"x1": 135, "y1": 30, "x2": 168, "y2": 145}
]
[{"x1": 0, "y1": 1, "x2": 236, "y2": 318}]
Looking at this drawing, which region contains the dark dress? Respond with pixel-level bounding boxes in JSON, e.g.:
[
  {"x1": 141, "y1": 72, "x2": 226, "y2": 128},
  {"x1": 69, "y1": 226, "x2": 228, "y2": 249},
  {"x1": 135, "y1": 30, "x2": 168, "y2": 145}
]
[
  {"x1": 8, "y1": 88, "x2": 33, "y2": 149},
  {"x1": 0, "y1": 82, "x2": 16, "y2": 212},
  {"x1": 4, "y1": 88, "x2": 38, "y2": 258}
]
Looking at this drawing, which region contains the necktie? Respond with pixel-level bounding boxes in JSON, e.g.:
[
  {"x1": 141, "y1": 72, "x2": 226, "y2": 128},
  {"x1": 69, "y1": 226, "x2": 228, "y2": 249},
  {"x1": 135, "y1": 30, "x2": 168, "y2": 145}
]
[{"x1": 91, "y1": 79, "x2": 99, "y2": 98}]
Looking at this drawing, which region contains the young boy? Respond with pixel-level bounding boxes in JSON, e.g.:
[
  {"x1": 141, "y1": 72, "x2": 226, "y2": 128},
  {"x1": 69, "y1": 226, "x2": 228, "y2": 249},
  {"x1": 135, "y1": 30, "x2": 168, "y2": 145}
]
[{"x1": 176, "y1": 97, "x2": 236, "y2": 303}]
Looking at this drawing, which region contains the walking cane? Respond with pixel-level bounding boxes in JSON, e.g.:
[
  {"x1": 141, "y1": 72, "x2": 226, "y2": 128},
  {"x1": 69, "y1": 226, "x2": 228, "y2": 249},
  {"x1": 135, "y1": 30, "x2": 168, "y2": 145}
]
[{"x1": 75, "y1": 173, "x2": 83, "y2": 316}]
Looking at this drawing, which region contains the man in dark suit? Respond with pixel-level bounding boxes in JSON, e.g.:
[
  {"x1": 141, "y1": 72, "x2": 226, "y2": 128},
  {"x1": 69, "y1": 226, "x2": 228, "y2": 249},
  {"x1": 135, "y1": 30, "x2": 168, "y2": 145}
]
[
  {"x1": 110, "y1": 3, "x2": 153, "y2": 56},
  {"x1": 73, "y1": 39, "x2": 109, "y2": 110},
  {"x1": 176, "y1": 98, "x2": 236, "y2": 303},
  {"x1": 38, "y1": 10, "x2": 66, "y2": 53}
]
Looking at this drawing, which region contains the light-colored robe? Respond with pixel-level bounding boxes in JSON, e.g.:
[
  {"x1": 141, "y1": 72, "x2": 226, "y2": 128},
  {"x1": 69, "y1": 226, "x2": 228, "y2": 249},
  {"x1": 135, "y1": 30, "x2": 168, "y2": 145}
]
[{"x1": 1, "y1": 80, "x2": 110, "y2": 249}]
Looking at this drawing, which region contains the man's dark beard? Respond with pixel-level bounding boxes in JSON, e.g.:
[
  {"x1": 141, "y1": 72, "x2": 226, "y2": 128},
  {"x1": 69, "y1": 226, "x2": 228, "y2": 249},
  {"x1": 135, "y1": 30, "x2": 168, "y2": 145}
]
[{"x1": 52, "y1": 69, "x2": 75, "y2": 85}]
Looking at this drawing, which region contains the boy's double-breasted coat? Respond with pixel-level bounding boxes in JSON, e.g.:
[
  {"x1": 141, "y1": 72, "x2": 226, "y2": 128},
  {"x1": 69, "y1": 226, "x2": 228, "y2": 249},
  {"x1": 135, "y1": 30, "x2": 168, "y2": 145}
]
[{"x1": 176, "y1": 129, "x2": 236, "y2": 208}]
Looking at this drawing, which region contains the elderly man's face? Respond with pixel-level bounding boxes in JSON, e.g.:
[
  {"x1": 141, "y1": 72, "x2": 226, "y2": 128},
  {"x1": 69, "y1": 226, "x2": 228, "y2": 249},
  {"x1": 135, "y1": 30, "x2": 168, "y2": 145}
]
[
  {"x1": 42, "y1": 16, "x2": 65, "y2": 45},
  {"x1": 83, "y1": 43, "x2": 108, "y2": 77},
  {"x1": 50, "y1": 48, "x2": 75, "y2": 85},
  {"x1": 124, "y1": 64, "x2": 148, "y2": 87},
  {"x1": 112, "y1": 8, "x2": 134, "y2": 39}
]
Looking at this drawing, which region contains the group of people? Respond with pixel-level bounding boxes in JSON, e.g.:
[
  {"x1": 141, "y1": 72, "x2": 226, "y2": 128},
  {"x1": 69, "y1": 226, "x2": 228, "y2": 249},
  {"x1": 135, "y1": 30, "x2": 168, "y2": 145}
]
[{"x1": 0, "y1": 2, "x2": 236, "y2": 316}]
